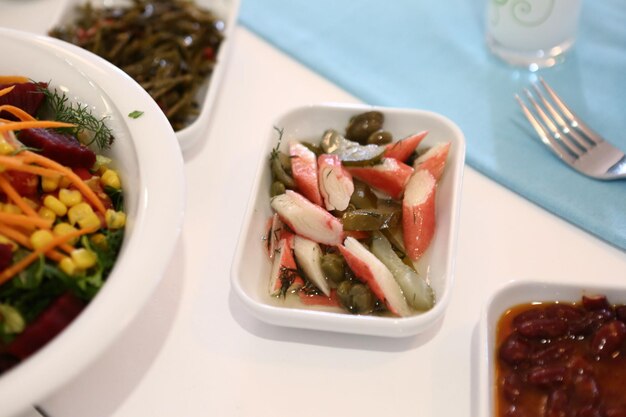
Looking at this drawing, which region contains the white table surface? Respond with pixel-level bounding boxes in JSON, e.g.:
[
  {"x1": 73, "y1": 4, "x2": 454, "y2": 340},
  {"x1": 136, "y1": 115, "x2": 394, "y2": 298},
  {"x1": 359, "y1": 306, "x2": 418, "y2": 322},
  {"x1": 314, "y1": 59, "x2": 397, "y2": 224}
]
[{"x1": 3, "y1": 2, "x2": 626, "y2": 417}]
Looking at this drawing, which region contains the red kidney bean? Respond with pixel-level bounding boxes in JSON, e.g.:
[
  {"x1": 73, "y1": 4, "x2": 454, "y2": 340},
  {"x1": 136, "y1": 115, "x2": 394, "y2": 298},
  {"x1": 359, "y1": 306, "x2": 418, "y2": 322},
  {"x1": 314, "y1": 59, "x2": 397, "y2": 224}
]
[
  {"x1": 530, "y1": 341, "x2": 573, "y2": 366},
  {"x1": 545, "y1": 304, "x2": 584, "y2": 321},
  {"x1": 517, "y1": 317, "x2": 569, "y2": 340},
  {"x1": 590, "y1": 320, "x2": 626, "y2": 358},
  {"x1": 570, "y1": 374, "x2": 600, "y2": 407},
  {"x1": 501, "y1": 373, "x2": 523, "y2": 402},
  {"x1": 527, "y1": 365, "x2": 567, "y2": 387},
  {"x1": 500, "y1": 333, "x2": 532, "y2": 365},
  {"x1": 616, "y1": 306, "x2": 626, "y2": 323},
  {"x1": 513, "y1": 308, "x2": 546, "y2": 327},
  {"x1": 545, "y1": 388, "x2": 568, "y2": 417},
  {"x1": 606, "y1": 407, "x2": 626, "y2": 417},
  {"x1": 566, "y1": 355, "x2": 594, "y2": 375},
  {"x1": 577, "y1": 406, "x2": 603, "y2": 417},
  {"x1": 582, "y1": 295, "x2": 611, "y2": 311}
]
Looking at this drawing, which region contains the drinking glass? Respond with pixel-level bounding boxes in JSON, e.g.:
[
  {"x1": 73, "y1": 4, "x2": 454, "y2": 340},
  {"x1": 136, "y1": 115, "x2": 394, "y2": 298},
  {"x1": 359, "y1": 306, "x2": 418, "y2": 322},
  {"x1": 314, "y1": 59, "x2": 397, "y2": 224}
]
[{"x1": 486, "y1": 0, "x2": 582, "y2": 69}]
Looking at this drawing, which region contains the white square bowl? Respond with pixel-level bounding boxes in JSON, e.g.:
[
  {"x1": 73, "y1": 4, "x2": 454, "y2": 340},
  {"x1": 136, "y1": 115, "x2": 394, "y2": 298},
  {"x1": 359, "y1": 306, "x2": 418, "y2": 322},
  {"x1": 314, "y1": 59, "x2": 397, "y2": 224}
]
[
  {"x1": 231, "y1": 103, "x2": 466, "y2": 338},
  {"x1": 49, "y1": 0, "x2": 240, "y2": 154},
  {"x1": 477, "y1": 280, "x2": 626, "y2": 417}
]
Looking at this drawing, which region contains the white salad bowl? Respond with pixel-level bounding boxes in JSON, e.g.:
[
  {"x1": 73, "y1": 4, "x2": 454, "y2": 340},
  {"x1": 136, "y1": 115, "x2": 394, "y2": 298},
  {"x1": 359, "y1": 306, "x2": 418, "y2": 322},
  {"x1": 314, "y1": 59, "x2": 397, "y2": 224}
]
[
  {"x1": 477, "y1": 280, "x2": 626, "y2": 417},
  {"x1": 50, "y1": 0, "x2": 241, "y2": 154},
  {"x1": 0, "y1": 28, "x2": 185, "y2": 416},
  {"x1": 231, "y1": 103, "x2": 466, "y2": 338}
]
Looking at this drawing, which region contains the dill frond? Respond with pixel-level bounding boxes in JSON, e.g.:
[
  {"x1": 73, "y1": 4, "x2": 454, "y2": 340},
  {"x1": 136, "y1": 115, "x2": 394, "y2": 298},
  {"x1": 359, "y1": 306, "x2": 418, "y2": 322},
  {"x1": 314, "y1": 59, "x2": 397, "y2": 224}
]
[{"x1": 39, "y1": 86, "x2": 114, "y2": 151}]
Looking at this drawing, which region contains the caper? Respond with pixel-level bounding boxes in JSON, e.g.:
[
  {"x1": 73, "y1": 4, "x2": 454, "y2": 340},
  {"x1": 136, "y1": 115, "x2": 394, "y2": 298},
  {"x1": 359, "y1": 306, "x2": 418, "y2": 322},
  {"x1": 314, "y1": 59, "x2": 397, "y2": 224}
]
[
  {"x1": 350, "y1": 284, "x2": 375, "y2": 314},
  {"x1": 345, "y1": 111, "x2": 384, "y2": 144},
  {"x1": 336, "y1": 280, "x2": 354, "y2": 309},
  {"x1": 350, "y1": 181, "x2": 378, "y2": 209},
  {"x1": 336, "y1": 280, "x2": 376, "y2": 314},
  {"x1": 270, "y1": 152, "x2": 295, "y2": 188},
  {"x1": 321, "y1": 253, "x2": 345, "y2": 284},
  {"x1": 270, "y1": 181, "x2": 286, "y2": 197},
  {"x1": 367, "y1": 130, "x2": 393, "y2": 145}
]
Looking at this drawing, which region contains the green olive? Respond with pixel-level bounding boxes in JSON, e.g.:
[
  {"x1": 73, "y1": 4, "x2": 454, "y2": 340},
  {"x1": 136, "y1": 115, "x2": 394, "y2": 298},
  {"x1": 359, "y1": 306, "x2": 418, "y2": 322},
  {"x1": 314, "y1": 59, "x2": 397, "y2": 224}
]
[
  {"x1": 321, "y1": 253, "x2": 345, "y2": 284},
  {"x1": 270, "y1": 181, "x2": 286, "y2": 197},
  {"x1": 350, "y1": 181, "x2": 378, "y2": 209},
  {"x1": 341, "y1": 208, "x2": 401, "y2": 231},
  {"x1": 345, "y1": 111, "x2": 384, "y2": 144},
  {"x1": 367, "y1": 130, "x2": 393, "y2": 145}
]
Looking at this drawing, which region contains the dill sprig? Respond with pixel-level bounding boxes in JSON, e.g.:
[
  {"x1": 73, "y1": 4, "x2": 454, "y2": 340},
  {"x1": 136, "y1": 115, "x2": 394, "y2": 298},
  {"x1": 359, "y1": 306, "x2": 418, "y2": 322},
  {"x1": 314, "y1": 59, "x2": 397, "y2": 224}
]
[{"x1": 39, "y1": 86, "x2": 114, "y2": 150}]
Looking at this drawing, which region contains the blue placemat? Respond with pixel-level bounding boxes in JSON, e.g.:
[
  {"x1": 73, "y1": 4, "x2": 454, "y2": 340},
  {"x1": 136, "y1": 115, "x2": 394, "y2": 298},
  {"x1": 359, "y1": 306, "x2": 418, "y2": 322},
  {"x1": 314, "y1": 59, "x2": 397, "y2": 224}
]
[{"x1": 239, "y1": 0, "x2": 626, "y2": 251}]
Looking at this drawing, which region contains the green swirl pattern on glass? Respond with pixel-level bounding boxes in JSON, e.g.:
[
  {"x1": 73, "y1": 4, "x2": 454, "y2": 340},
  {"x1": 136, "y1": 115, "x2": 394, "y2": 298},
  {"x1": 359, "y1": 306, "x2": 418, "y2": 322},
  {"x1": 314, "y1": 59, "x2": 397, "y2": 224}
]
[{"x1": 490, "y1": 0, "x2": 556, "y2": 27}]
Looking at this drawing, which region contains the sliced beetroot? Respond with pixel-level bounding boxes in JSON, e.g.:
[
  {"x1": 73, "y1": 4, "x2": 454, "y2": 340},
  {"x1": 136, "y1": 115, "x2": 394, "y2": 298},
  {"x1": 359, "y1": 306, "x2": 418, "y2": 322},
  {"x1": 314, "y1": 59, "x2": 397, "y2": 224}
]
[
  {"x1": 0, "y1": 243, "x2": 12, "y2": 272},
  {"x1": 7, "y1": 292, "x2": 86, "y2": 360},
  {"x1": 0, "y1": 82, "x2": 47, "y2": 120},
  {"x1": 18, "y1": 128, "x2": 96, "y2": 169}
]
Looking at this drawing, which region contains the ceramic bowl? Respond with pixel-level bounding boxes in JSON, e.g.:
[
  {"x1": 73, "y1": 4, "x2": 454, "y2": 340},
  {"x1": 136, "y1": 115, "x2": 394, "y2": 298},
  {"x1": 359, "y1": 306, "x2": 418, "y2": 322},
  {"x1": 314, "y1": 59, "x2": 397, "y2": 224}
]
[
  {"x1": 231, "y1": 103, "x2": 466, "y2": 337},
  {"x1": 477, "y1": 279, "x2": 626, "y2": 417},
  {"x1": 50, "y1": 0, "x2": 241, "y2": 153},
  {"x1": 0, "y1": 28, "x2": 185, "y2": 416}
]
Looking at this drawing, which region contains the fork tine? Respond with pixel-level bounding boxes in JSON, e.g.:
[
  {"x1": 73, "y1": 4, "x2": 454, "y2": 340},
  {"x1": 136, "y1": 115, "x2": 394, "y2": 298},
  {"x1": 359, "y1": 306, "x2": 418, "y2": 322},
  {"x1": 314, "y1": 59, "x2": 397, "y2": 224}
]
[
  {"x1": 530, "y1": 83, "x2": 592, "y2": 151},
  {"x1": 539, "y1": 78, "x2": 604, "y2": 145},
  {"x1": 515, "y1": 94, "x2": 576, "y2": 164},
  {"x1": 522, "y1": 89, "x2": 583, "y2": 158}
]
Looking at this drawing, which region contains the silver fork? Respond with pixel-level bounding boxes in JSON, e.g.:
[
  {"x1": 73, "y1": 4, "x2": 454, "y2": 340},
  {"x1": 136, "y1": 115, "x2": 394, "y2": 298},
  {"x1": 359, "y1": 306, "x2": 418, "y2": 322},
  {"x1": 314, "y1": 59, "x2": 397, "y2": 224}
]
[{"x1": 515, "y1": 78, "x2": 626, "y2": 180}]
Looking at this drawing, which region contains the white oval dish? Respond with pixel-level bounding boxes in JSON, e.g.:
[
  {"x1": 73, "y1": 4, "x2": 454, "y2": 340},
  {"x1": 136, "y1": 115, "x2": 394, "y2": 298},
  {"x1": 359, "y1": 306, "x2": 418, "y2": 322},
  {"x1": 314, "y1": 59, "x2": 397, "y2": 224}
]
[
  {"x1": 230, "y1": 103, "x2": 466, "y2": 338},
  {"x1": 477, "y1": 279, "x2": 626, "y2": 417},
  {"x1": 50, "y1": 0, "x2": 241, "y2": 154},
  {"x1": 0, "y1": 28, "x2": 185, "y2": 416}
]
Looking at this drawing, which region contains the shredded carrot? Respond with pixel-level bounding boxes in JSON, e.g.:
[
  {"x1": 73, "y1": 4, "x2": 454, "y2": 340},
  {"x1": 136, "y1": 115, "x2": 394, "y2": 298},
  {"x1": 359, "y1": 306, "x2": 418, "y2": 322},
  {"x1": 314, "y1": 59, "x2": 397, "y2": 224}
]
[
  {"x1": 0, "y1": 105, "x2": 36, "y2": 122},
  {"x1": 0, "y1": 120, "x2": 75, "y2": 133},
  {"x1": 0, "y1": 155, "x2": 63, "y2": 178},
  {"x1": 0, "y1": 226, "x2": 96, "y2": 285},
  {"x1": 0, "y1": 86, "x2": 15, "y2": 98},
  {"x1": 0, "y1": 76, "x2": 29, "y2": 85},
  {"x1": 0, "y1": 174, "x2": 39, "y2": 218},
  {"x1": 0, "y1": 212, "x2": 52, "y2": 230},
  {"x1": 21, "y1": 151, "x2": 106, "y2": 214},
  {"x1": 0, "y1": 223, "x2": 67, "y2": 262}
]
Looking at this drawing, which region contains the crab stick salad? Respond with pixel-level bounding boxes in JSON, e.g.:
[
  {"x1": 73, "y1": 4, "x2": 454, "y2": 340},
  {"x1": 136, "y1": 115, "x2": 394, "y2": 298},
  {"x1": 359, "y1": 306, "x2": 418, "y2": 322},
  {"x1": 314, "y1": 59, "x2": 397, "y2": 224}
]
[
  {"x1": 265, "y1": 111, "x2": 451, "y2": 317},
  {"x1": 0, "y1": 76, "x2": 126, "y2": 374}
]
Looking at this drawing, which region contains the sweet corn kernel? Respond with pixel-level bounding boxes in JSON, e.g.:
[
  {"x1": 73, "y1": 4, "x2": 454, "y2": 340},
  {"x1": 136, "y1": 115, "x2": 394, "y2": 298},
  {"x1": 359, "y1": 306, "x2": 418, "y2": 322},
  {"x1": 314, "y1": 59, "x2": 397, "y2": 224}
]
[
  {"x1": 59, "y1": 176, "x2": 72, "y2": 189},
  {"x1": 23, "y1": 198, "x2": 38, "y2": 210},
  {"x1": 2, "y1": 204, "x2": 21, "y2": 214},
  {"x1": 30, "y1": 230, "x2": 54, "y2": 249},
  {"x1": 101, "y1": 169, "x2": 121, "y2": 190},
  {"x1": 43, "y1": 195, "x2": 67, "y2": 216},
  {"x1": 68, "y1": 203, "x2": 101, "y2": 230},
  {"x1": 59, "y1": 257, "x2": 79, "y2": 276},
  {"x1": 53, "y1": 222, "x2": 79, "y2": 245},
  {"x1": 67, "y1": 202, "x2": 94, "y2": 225},
  {"x1": 0, "y1": 142, "x2": 14, "y2": 155},
  {"x1": 58, "y1": 188, "x2": 83, "y2": 207},
  {"x1": 71, "y1": 248, "x2": 97, "y2": 269},
  {"x1": 38, "y1": 206, "x2": 56, "y2": 223},
  {"x1": 42, "y1": 175, "x2": 61, "y2": 192},
  {"x1": 105, "y1": 209, "x2": 126, "y2": 229},
  {"x1": 90, "y1": 233, "x2": 108, "y2": 251}
]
